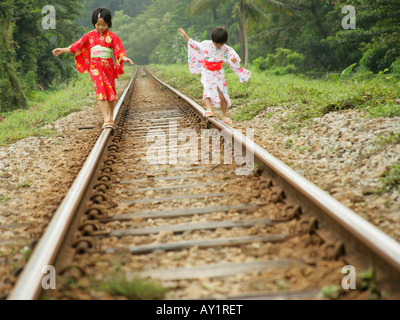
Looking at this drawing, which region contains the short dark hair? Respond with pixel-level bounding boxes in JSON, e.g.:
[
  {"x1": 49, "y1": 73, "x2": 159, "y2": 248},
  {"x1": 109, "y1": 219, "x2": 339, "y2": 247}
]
[
  {"x1": 211, "y1": 26, "x2": 228, "y2": 44},
  {"x1": 92, "y1": 8, "x2": 112, "y2": 28}
]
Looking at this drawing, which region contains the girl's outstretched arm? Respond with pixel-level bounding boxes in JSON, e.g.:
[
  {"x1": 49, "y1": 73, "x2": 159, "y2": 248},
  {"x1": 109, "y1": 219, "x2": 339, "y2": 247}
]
[
  {"x1": 121, "y1": 56, "x2": 135, "y2": 65},
  {"x1": 52, "y1": 47, "x2": 70, "y2": 57},
  {"x1": 178, "y1": 28, "x2": 190, "y2": 42}
]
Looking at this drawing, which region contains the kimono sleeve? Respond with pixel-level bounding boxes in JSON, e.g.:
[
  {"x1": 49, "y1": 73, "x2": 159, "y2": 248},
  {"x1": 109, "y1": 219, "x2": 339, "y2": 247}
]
[
  {"x1": 69, "y1": 33, "x2": 91, "y2": 73},
  {"x1": 111, "y1": 34, "x2": 127, "y2": 78},
  {"x1": 187, "y1": 39, "x2": 205, "y2": 75},
  {"x1": 227, "y1": 47, "x2": 251, "y2": 83}
]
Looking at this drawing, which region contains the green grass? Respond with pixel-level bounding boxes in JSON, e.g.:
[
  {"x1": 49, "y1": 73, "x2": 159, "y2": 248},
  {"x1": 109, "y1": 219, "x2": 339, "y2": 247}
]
[
  {"x1": 0, "y1": 195, "x2": 11, "y2": 204},
  {"x1": 17, "y1": 179, "x2": 33, "y2": 188},
  {"x1": 94, "y1": 262, "x2": 168, "y2": 300},
  {"x1": 0, "y1": 74, "x2": 96, "y2": 146},
  {"x1": 375, "y1": 131, "x2": 400, "y2": 148},
  {"x1": 0, "y1": 68, "x2": 136, "y2": 146},
  {"x1": 100, "y1": 274, "x2": 168, "y2": 300},
  {"x1": 380, "y1": 161, "x2": 400, "y2": 193}
]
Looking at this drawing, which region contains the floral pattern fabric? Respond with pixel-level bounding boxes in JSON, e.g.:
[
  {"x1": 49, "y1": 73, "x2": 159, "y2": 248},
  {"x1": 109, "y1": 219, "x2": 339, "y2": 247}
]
[
  {"x1": 69, "y1": 30, "x2": 127, "y2": 101},
  {"x1": 187, "y1": 39, "x2": 251, "y2": 107}
]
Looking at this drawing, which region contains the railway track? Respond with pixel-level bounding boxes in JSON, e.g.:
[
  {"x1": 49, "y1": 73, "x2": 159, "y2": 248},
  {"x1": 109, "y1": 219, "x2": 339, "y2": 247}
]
[{"x1": 7, "y1": 67, "x2": 400, "y2": 301}]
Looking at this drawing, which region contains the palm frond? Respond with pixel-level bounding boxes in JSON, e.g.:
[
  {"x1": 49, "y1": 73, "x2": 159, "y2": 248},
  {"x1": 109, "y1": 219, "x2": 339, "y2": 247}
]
[
  {"x1": 245, "y1": 1, "x2": 270, "y2": 23},
  {"x1": 256, "y1": 0, "x2": 294, "y2": 16},
  {"x1": 185, "y1": 0, "x2": 228, "y2": 18}
]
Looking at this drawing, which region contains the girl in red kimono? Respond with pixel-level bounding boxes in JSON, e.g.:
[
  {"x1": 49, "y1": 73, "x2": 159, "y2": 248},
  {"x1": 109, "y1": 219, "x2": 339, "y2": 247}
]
[{"x1": 52, "y1": 7, "x2": 134, "y2": 129}]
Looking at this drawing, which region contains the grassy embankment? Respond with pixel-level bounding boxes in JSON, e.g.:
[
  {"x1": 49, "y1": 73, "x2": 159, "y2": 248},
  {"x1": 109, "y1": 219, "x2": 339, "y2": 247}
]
[
  {"x1": 149, "y1": 64, "x2": 400, "y2": 126},
  {"x1": 149, "y1": 64, "x2": 400, "y2": 192},
  {"x1": 0, "y1": 70, "x2": 134, "y2": 146}
]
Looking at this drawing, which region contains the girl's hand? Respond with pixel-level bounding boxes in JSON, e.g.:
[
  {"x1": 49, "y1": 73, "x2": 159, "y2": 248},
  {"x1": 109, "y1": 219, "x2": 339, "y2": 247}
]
[
  {"x1": 122, "y1": 56, "x2": 134, "y2": 65},
  {"x1": 52, "y1": 48, "x2": 69, "y2": 57},
  {"x1": 178, "y1": 28, "x2": 189, "y2": 42}
]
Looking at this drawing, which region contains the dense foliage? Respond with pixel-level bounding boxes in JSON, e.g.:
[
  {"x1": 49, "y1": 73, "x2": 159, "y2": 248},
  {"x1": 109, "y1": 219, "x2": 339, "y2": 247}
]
[
  {"x1": 1, "y1": 0, "x2": 85, "y2": 112},
  {"x1": 1, "y1": 0, "x2": 399, "y2": 112}
]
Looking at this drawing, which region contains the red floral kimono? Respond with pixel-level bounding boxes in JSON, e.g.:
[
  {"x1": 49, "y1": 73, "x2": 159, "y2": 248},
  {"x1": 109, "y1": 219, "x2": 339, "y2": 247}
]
[{"x1": 69, "y1": 30, "x2": 127, "y2": 101}]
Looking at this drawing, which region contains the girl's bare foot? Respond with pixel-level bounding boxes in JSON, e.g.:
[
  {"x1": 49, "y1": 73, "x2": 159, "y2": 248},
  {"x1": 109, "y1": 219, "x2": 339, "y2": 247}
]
[{"x1": 222, "y1": 117, "x2": 232, "y2": 125}]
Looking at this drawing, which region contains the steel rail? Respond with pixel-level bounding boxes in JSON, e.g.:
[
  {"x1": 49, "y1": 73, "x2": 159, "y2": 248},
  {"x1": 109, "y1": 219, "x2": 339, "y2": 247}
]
[
  {"x1": 7, "y1": 69, "x2": 138, "y2": 300},
  {"x1": 146, "y1": 68, "x2": 400, "y2": 290}
]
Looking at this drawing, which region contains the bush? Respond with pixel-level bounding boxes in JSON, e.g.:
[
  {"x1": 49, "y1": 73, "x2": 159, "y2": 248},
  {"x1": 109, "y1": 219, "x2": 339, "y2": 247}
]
[
  {"x1": 253, "y1": 48, "x2": 304, "y2": 75},
  {"x1": 390, "y1": 57, "x2": 400, "y2": 74},
  {"x1": 253, "y1": 56, "x2": 268, "y2": 71},
  {"x1": 359, "y1": 47, "x2": 390, "y2": 74},
  {"x1": 269, "y1": 65, "x2": 297, "y2": 75}
]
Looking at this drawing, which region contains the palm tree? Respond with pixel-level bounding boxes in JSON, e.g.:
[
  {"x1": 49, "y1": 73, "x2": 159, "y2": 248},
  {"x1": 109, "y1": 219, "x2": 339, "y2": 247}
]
[{"x1": 186, "y1": 0, "x2": 293, "y2": 67}]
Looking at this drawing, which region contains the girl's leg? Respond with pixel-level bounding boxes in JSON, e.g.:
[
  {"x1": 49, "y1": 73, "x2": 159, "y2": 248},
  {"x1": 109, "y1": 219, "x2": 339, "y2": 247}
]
[
  {"x1": 98, "y1": 100, "x2": 109, "y2": 122},
  {"x1": 98, "y1": 100, "x2": 116, "y2": 128},
  {"x1": 201, "y1": 76, "x2": 213, "y2": 115},
  {"x1": 107, "y1": 100, "x2": 117, "y2": 122},
  {"x1": 217, "y1": 88, "x2": 229, "y2": 120},
  {"x1": 204, "y1": 98, "x2": 213, "y2": 113},
  {"x1": 99, "y1": 100, "x2": 117, "y2": 122}
]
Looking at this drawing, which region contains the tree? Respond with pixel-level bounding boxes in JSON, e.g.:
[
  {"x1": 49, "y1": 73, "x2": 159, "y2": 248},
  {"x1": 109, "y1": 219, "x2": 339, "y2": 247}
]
[
  {"x1": 185, "y1": 0, "x2": 293, "y2": 66},
  {"x1": 113, "y1": 0, "x2": 179, "y2": 65},
  {"x1": 0, "y1": 0, "x2": 86, "y2": 112},
  {"x1": 248, "y1": 0, "x2": 364, "y2": 73},
  {"x1": 0, "y1": 0, "x2": 26, "y2": 111},
  {"x1": 77, "y1": 0, "x2": 152, "y2": 30},
  {"x1": 329, "y1": 0, "x2": 400, "y2": 73}
]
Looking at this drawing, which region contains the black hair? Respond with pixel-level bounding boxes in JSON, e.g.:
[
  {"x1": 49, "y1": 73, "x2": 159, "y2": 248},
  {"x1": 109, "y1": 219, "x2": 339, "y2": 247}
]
[
  {"x1": 92, "y1": 7, "x2": 112, "y2": 28},
  {"x1": 211, "y1": 26, "x2": 228, "y2": 44}
]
